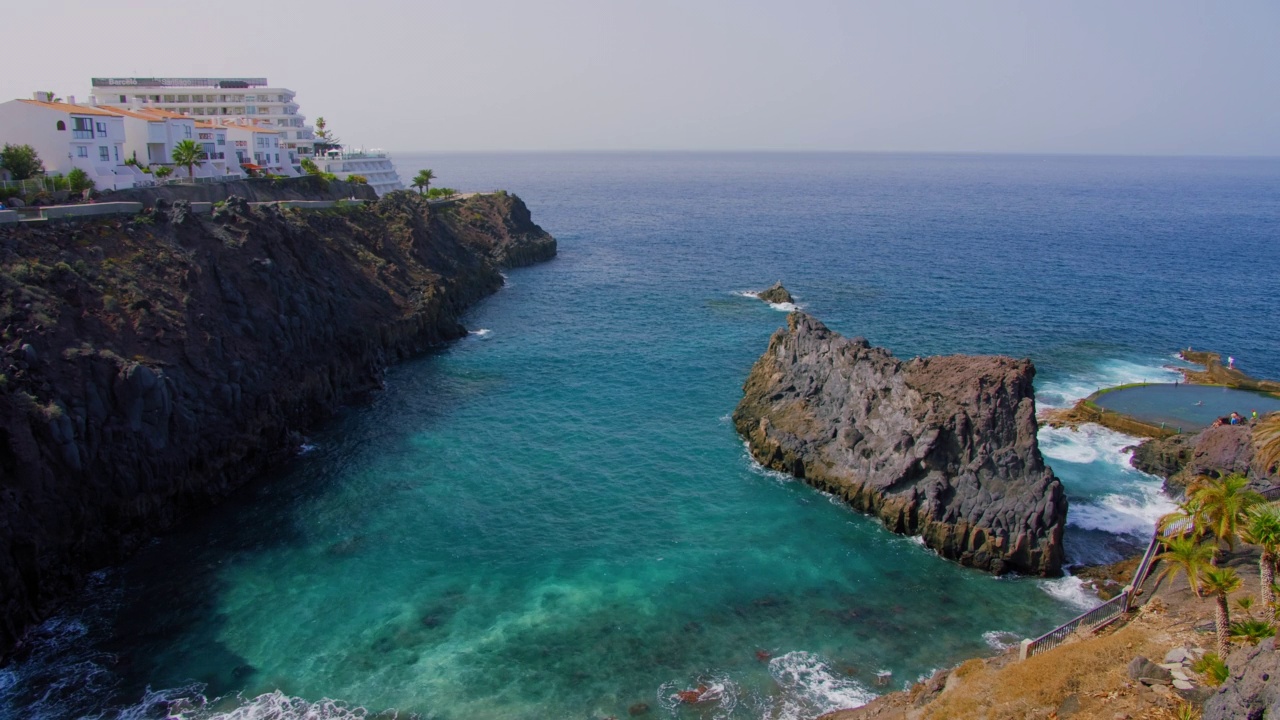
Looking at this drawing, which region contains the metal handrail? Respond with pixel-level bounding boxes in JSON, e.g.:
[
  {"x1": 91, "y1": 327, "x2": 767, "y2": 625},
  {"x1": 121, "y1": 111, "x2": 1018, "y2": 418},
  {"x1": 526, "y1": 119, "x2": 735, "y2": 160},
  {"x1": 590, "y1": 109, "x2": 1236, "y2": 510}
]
[{"x1": 1020, "y1": 527, "x2": 1164, "y2": 660}]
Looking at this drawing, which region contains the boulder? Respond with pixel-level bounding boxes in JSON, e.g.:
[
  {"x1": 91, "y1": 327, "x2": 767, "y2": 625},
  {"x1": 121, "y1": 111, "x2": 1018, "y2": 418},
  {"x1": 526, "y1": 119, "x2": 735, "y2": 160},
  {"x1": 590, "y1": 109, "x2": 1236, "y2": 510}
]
[
  {"x1": 756, "y1": 281, "x2": 794, "y2": 305},
  {"x1": 733, "y1": 312, "x2": 1067, "y2": 575},
  {"x1": 1127, "y1": 656, "x2": 1172, "y2": 685},
  {"x1": 1203, "y1": 637, "x2": 1280, "y2": 720}
]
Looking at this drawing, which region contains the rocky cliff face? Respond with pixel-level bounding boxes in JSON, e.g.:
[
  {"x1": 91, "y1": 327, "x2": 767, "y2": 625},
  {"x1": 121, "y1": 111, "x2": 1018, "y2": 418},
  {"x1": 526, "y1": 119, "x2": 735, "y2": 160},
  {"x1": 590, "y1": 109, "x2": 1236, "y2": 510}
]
[
  {"x1": 1204, "y1": 637, "x2": 1280, "y2": 720},
  {"x1": 0, "y1": 191, "x2": 555, "y2": 653},
  {"x1": 1130, "y1": 424, "x2": 1275, "y2": 495},
  {"x1": 733, "y1": 313, "x2": 1067, "y2": 576}
]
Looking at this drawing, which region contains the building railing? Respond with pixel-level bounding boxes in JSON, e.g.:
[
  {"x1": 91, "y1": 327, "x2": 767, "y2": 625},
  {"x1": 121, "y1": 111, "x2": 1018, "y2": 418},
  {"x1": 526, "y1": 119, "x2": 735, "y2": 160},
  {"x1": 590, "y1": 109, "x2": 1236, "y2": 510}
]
[
  {"x1": 72, "y1": 130, "x2": 94, "y2": 139},
  {"x1": 1019, "y1": 529, "x2": 1164, "y2": 660}
]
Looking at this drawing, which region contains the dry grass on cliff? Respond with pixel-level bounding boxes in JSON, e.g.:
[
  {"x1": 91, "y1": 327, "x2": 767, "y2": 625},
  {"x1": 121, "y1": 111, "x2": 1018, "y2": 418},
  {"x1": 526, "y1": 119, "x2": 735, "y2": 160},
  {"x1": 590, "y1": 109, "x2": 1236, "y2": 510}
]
[{"x1": 920, "y1": 621, "x2": 1167, "y2": 720}]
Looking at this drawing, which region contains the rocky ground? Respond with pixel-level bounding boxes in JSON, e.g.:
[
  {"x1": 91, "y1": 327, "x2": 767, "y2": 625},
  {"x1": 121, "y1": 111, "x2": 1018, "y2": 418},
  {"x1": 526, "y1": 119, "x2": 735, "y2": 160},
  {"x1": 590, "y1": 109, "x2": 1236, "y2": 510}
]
[
  {"x1": 821, "y1": 549, "x2": 1271, "y2": 720},
  {"x1": 0, "y1": 190, "x2": 555, "y2": 655},
  {"x1": 733, "y1": 311, "x2": 1067, "y2": 575}
]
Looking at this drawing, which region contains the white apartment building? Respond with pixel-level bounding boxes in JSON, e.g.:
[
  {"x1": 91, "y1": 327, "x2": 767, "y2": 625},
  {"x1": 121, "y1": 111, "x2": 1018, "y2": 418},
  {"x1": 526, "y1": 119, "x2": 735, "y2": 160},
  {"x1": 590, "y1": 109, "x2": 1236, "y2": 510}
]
[
  {"x1": 88, "y1": 77, "x2": 314, "y2": 166},
  {"x1": 0, "y1": 93, "x2": 136, "y2": 190},
  {"x1": 219, "y1": 121, "x2": 296, "y2": 177},
  {"x1": 310, "y1": 150, "x2": 405, "y2": 197}
]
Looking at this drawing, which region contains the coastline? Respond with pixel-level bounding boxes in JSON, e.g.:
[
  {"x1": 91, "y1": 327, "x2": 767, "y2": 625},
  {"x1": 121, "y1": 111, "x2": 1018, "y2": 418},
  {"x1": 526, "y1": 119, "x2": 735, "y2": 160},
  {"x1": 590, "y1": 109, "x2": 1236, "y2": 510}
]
[{"x1": 0, "y1": 190, "x2": 555, "y2": 655}]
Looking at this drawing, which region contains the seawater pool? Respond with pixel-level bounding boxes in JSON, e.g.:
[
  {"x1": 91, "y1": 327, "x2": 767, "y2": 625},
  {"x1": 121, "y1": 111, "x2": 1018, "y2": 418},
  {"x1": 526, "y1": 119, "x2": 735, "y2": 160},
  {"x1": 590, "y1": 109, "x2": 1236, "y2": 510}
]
[{"x1": 1092, "y1": 383, "x2": 1280, "y2": 430}]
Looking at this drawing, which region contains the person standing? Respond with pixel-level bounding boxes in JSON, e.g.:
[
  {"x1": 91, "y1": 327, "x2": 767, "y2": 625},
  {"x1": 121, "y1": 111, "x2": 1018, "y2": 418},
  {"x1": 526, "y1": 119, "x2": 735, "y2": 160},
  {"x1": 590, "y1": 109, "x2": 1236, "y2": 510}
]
[{"x1": 1228, "y1": 355, "x2": 1236, "y2": 369}]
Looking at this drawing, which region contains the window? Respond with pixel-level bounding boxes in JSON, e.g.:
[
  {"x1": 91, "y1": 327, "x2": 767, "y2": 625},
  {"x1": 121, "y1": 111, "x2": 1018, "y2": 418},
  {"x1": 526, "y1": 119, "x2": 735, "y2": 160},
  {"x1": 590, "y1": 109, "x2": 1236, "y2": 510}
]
[
  {"x1": 246, "y1": 106, "x2": 257, "y2": 115},
  {"x1": 274, "y1": 153, "x2": 280, "y2": 164},
  {"x1": 114, "y1": 146, "x2": 119, "y2": 161},
  {"x1": 99, "y1": 146, "x2": 110, "y2": 161},
  {"x1": 56, "y1": 120, "x2": 66, "y2": 131},
  {"x1": 177, "y1": 95, "x2": 189, "y2": 103},
  {"x1": 191, "y1": 94, "x2": 203, "y2": 102},
  {"x1": 246, "y1": 95, "x2": 257, "y2": 102},
  {"x1": 95, "y1": 121, "x2": 107, "y2": 134},
  {"x1": 183, "y1": 125, "x2": 192, "y2": 139},
  {"x1": 72, "y1": 117, "x2": 94, "y2": 139},
  {"x1": 163, "y1": 94, "x2": 176, "y2": 103},
  {"x1": 118, "y1": 95, "x2": 127, "y2": 103},
  {"x1": 217, "y1": 137, "x2": 225, "y2": 145},
  {"x1": 77, "y1": 146, "x2": 88, "y2": 157}
]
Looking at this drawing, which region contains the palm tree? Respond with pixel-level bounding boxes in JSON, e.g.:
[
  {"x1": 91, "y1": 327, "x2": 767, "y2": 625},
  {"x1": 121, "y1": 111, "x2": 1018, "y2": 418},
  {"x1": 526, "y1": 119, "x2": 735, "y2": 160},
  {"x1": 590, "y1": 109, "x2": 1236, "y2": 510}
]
[
  {"x1": 1190, "y1": 474, "x2": 1264, "y2": 555},
  {"x1": 1158, "y1": 496, "x2": 1208, "y2": 540},
  {"x1": 171, "y1": 140, "x2": 204, "y2": 181},
  {"x1": 1242, "y1": 503, "x2": 1280, "y2": 618},
  {"x1": 1200, "y1": 566, "x2": 1243, "y2": 658},
  {"x1": 412, "y1": 169, "x2": 435, "y2": 195},
  {"x1": 1153, "y1": 534, "x2": 1216, "y2": 598},
  {"x1": 1255, "y1": 412, "x2": 1280, "y2": 475}
]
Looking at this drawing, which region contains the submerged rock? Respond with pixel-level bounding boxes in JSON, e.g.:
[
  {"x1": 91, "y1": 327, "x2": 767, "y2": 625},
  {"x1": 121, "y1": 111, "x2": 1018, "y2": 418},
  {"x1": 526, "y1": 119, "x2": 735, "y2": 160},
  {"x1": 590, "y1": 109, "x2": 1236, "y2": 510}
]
[
  {"x1": 733, "y1": 313, "x2": 1067, "y2": 576},
  {"x1": 756, "y1": 281, "x2": 794, "y2": 305}
]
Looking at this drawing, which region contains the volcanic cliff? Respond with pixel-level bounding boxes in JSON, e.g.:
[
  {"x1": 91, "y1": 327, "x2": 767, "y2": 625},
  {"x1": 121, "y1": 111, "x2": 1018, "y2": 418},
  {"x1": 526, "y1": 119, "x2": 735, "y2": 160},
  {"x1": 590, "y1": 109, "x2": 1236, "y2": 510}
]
[
  {"x1": 734, "y1": 312, "x2": 1067, "y2": 576},
  {"x1": 0, "y1": 191, "x2": 555, "y2": 653}
]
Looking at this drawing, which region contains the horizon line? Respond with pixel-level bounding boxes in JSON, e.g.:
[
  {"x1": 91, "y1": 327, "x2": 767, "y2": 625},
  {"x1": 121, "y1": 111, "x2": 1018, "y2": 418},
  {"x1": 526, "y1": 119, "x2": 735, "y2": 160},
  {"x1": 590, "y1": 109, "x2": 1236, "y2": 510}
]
[{"x1": 379, "y1": 148, "x2": 1280, "y2": 160}]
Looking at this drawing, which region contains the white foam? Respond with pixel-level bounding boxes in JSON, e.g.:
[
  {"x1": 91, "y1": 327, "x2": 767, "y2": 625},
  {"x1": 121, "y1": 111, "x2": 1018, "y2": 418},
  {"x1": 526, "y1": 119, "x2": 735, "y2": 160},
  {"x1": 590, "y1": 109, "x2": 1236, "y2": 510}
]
[
  {"x1": 657, "y1": 675, "x2": 740, "y2": 718},
  {"x1": 743, "y1": 441, "x2": 796, "y2": 486},
  {"x1": 1068, "y1": 486, "x2": 1176, "y2": 537},
  {"x1": 467, "y1": 328, "x2": 493, "y2": 340},
  {"x1": 98, "y1": 688, "x2": 396, "y2": 720},
  {"x1": 1036, "y1": 358, "x2": 1182, "y2": 410},
  {"x1": 982, "y1": 630, "x2": 1022, "y2": 651},
  {"x1": 1038, "y1": 423, "x2": 1139, "y2": 469},
  {"x1": 298, "y1": 443, "x2": 318, "y2": 455},
  {"x1": 1038, "y1": 575, "x2": 1101, "y2": 612},
  {"x1": 732, "y1": 290, "x2": 802, "y2": 313},
  {"x1": 767, "y1": 651, "x2": 875, "y2": 719}
]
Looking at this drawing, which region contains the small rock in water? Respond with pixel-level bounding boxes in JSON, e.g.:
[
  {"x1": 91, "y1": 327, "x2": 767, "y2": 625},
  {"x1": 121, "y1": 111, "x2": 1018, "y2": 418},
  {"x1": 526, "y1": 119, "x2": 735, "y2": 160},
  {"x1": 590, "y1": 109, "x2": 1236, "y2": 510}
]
[
  {"x1": 756, "y1": 281, "x2": 794, "y2": 305},
  {"x1": 627, "y1": 701, "x2": 650, "y2": 716},
  {"x1": 756, "y1": 649, "x2": 771, "y2": 662}
]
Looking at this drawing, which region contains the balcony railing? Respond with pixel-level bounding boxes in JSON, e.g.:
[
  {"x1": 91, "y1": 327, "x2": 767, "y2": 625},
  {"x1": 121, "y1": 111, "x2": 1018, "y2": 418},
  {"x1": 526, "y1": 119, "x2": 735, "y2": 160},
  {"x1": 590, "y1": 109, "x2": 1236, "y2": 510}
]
[{"x1": 72, "y1": 130, "x2": 94, "y2": 139}]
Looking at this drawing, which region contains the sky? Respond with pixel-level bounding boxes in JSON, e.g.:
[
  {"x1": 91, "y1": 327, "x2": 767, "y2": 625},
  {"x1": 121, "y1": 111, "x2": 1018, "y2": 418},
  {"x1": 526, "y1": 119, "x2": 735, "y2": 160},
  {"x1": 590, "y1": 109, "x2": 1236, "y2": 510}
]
[{"x1": 4, "y1": 0, "x2": 1278, "y2": 155}]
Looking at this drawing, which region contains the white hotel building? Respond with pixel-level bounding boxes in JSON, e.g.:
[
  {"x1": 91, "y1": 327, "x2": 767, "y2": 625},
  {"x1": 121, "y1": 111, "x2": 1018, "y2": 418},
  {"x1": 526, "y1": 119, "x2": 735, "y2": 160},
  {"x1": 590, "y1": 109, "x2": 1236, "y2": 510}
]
[
  {"x1": 87, "y1": 77, "x2": 404, "y2": 194},
  {"x1": 89, "y1": 77, "x2": 315, "y2": 169}
]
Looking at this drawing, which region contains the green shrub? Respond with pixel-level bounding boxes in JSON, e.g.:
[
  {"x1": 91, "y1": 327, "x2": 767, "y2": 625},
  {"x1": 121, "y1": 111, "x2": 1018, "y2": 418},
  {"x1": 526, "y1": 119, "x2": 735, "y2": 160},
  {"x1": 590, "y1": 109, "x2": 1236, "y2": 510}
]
[
  {"x1": 1192, "y1": 652, "x2": 1229, "y2": 686},
  {"x1": 347, "y1": 174, "x2": 368, "y2": 184},
  {"x1": 67, "y1": 168, "x2": 95, "y2": 193}
]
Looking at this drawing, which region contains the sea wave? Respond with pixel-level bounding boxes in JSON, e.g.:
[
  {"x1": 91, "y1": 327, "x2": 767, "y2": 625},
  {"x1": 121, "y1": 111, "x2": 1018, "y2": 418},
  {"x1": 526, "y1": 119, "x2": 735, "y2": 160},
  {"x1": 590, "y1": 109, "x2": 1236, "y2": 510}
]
[
  {"x1": 1036, "y1": 358, "x2": 1182, "y2": 410},
  {"x1": 1037, "y1": 575, "x2": 1101, "y2": 612},
  {"x1": 1067, "y1": 486, "x2": 1175, "y2": 537},
  {"x1": 766, "y1": 651, "x2": 874, "y2": 720},
  {"x1": 982, "y1": 630, "x2": 1023, "y2": 651},
  {"x1": 1038, "y1": 423, "x2": 1138, "y2": 469},
  {"x1": 733, "y1": 290, "x2": 801, "y2": 313},
  {"x1": 467, "y1": 328, "x2": 493, "y2": 340}
]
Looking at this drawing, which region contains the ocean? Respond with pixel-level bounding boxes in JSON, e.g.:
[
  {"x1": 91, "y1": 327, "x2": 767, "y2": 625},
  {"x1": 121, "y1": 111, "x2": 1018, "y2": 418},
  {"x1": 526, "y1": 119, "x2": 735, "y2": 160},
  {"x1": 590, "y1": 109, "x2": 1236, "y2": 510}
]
[{"x1": 3, "y1": 152, "x2": 1278, "y2": 719}]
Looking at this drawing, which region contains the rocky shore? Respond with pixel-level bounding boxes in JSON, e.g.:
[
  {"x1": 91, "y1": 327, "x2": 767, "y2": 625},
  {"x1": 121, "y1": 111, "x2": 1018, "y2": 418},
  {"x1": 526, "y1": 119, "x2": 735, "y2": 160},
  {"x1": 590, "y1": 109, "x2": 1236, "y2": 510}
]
[
  {"x1": 733, "y1": 312, "x2": 1067, "y2": 576},
  {"x1": 0, "y1": 190, "x2": 555, "y2": 654}
]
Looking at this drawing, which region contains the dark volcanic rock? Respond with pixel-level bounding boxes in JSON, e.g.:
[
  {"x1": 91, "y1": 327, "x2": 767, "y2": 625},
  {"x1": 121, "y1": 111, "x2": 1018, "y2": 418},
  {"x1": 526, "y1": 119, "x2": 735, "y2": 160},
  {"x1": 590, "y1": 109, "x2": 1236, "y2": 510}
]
[
  {"x1": 0, "y1": 191, "x2": 554, "y2": 654},
  {"x1": 756, "y1": 282, "x2": 794, "y2": 305},
  {"x1": 1131, "y1": 424, "x2": 1275, "y2": 495},
  {"x1": 1204, "y1": 637, "x2": 1280, "y2": 720},
  {"x1": 733, "y1": 313, "x2": 1067, "y2": 576}
]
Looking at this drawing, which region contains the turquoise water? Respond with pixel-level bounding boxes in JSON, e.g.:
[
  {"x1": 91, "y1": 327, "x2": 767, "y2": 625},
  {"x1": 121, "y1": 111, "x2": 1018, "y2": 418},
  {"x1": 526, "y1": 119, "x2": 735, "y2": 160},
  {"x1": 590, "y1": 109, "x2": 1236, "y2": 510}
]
[
  {"x1": 3, "y1": 153, "x2": 1279, "y2": 719},
  {"x1": 1093, "y1": 384, "x2": 1280, "y2": 430}
]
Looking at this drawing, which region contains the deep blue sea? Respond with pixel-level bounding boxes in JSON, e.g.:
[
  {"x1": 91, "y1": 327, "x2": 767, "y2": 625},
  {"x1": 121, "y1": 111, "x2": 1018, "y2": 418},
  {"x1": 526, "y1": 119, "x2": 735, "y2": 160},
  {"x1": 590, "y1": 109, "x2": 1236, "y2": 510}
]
[{"x1": 3, "y1": 153, "x2": 1278, "y2": 720}]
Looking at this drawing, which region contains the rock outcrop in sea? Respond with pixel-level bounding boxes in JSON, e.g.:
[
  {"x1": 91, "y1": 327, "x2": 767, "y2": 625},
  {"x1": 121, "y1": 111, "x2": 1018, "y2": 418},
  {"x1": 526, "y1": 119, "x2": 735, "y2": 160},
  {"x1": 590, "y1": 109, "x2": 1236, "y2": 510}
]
[
  {"x1": 733, "y1": 312, "x2": 1067, "y2": 576},
  {"x1": 0, "y1": 190, "x2": 555, "y2": 653},
  {"x1": 756, "y1": 281, "x2": 794, "y2": 305}
]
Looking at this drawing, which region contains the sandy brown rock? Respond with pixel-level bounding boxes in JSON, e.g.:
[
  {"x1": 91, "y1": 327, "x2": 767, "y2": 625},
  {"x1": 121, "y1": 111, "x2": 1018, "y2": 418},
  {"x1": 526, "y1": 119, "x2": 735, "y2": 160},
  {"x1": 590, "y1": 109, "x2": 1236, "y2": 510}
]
[{"x1": 733, "y1": 312, "x2": 1067, "y2": 576}]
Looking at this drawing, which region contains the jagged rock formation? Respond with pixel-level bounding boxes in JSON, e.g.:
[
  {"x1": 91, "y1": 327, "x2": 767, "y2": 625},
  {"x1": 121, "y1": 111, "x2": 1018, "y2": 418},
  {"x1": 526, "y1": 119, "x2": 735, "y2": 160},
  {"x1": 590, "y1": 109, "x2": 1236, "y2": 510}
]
[
  {"x1": 756, "y1": 281, "x2": 794, "y2": 305},
  {"x1": 1130, "y1": 424, "x2": 1276, "y2": 495},
  {"x1": 0, "y1": 191, "x2": 555, "y2": 653},
  {"x1": 733, "y1": 313, "x2": 1067, "y2": 575}
]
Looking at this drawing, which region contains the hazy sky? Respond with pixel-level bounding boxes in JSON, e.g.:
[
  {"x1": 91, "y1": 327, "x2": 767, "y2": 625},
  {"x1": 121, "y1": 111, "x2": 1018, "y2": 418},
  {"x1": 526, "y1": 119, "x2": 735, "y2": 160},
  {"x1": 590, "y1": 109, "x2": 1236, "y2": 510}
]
[{"x1": 5, "y1": 1, "x2": 1277, "y2": 155}]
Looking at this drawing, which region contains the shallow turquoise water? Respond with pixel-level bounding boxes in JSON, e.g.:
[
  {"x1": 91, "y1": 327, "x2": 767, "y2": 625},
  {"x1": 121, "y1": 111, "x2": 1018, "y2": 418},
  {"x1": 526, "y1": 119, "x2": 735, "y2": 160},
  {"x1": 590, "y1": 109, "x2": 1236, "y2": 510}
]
[
  {"x1": 3, "y1": 153, "x2": 1279, "y2": 719},
  {"x1": 1093, "y1": 384, "x2": 1280, "y2": 429}
]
